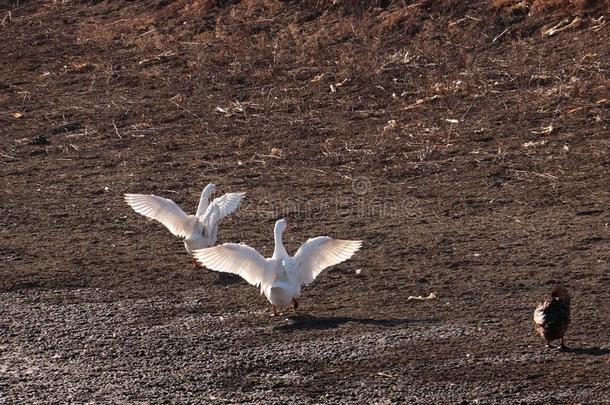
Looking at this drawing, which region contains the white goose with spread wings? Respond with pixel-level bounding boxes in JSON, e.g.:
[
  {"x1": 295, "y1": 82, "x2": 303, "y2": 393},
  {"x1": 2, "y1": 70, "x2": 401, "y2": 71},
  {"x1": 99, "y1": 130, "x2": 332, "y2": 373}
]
[
  {"x1": 192, "y1": 219, "x2": 362, "y2": 316},
  {"x1": 124, "y1": 183, "x2": 245, "y2": 257}
]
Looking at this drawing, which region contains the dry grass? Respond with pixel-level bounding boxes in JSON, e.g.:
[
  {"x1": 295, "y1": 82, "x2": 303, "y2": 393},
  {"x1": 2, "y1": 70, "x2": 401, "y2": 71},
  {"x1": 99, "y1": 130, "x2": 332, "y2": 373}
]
[{"x1": 491, "y1": 0, "x2": 609, "y2": 15}]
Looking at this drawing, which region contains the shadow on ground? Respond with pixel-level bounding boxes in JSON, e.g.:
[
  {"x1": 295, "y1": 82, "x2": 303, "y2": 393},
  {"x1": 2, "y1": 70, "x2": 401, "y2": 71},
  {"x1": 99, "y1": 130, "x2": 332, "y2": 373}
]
[
  {"x1": 563, "y1": 347, "x2": 610, "y2": 356},
  {"x1": 274, "y1": 314, "x2": 439, "y2": 331}
]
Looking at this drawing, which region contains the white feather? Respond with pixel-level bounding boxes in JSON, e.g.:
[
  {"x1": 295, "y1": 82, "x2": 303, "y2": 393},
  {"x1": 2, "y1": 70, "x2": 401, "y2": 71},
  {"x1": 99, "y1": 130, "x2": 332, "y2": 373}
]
[
  {"x1": 533, "y1": 305, "x2": 546, "y2": 325},
  {"x1": 124, "y1": 194, "x2": 193, "y2": 238},
  {"x1": 205, "y1": 192, "x2": 246, "y2": 220},
  {"x1": 193, "y1": 243, "x2": 276, "y2": 289},
  {"x1": 292, "y1": 237, "x2": 363, "y2": 285}
]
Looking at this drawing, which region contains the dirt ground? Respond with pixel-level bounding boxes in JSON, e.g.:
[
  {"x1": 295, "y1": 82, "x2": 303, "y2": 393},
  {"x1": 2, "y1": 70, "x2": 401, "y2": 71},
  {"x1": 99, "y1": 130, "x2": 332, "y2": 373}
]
[{"x1": 1, "y1": 0, "x2": 609, "y2": 403}]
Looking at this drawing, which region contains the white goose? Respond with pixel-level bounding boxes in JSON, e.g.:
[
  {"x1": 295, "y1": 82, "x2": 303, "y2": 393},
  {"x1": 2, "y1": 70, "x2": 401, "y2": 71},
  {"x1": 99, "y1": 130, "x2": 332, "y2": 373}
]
[
  {"x1": 193, "y1": 219, "x2": 362, "y2": 316},
  {"x1": 124, "y1": 184, "x2": 245, "y2": 262}
]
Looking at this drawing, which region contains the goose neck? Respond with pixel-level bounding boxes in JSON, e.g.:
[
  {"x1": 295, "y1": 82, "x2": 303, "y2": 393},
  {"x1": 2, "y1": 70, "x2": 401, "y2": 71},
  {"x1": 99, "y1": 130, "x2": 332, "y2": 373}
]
[{"x1": 273, "y1": 225, "x2": 288, "y2": 259}]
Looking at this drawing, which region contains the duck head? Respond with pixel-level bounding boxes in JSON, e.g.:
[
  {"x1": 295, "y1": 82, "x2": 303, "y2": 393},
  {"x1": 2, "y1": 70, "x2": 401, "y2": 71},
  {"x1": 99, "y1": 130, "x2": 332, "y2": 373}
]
[{"x1": 551, "y1": 286, "x2": 570, "y2": 302}]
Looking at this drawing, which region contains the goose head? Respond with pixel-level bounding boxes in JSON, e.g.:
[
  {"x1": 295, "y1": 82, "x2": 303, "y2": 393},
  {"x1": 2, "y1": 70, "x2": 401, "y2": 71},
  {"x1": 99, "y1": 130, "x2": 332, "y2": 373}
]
[
  {"x1": 203, "y1": 183, "x2": 217, "y2": 196},
  {"x1": 275, "y1": 218, "x2": 288, "y2": 234}
]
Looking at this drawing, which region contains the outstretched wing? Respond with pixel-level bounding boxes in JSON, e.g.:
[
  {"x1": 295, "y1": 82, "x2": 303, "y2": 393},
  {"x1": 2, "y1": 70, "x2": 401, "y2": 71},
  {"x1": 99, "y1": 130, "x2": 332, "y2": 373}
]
[
  {"x1": 124, "y1": 194, "x2": 191, "y2": 238},
  {"x1": 205, "y1": 192, "x2": 246, "y2": 220},
  {"x1": 192, "y1": 243, "x2": 274, "y2": 288},
  {"x1": 291, "y1": 237, "x2": 362, "y2": 286}
]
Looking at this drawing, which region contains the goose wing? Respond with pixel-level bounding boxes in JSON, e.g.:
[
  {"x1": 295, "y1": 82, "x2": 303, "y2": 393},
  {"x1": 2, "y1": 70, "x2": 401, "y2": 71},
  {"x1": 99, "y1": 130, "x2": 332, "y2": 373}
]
[
  {"x1": 124, "y1": 193, "x2": 192, "y2": 238},
  {"x1": 205, "y1": 192, "x2": 246, "y2": 220},
  {"x1": 291, "y1": 237, "x2": 362, "y2": 286},
  {"x1": 193, "y1": 243, "x2": 274, "y2": 287}
]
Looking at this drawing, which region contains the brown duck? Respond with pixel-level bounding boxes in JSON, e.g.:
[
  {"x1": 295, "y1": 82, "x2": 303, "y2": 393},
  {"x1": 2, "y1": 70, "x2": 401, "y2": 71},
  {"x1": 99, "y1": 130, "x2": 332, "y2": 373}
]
[{"x1": 533, "y1": 286, "x2": 571, "y2": 349}]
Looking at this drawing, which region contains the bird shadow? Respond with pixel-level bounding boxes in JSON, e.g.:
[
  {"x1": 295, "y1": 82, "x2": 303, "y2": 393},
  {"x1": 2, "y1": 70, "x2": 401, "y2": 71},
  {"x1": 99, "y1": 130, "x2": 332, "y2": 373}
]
[
  {"x1": 562, "y1": 346, "x2": 610, "y2": 356},
  {"x1": 212, "y1": 272, "x2": 243, "y2": 285},
  {"x1": 273, "y1": 314, "x2": 438, "y2": 332}
]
